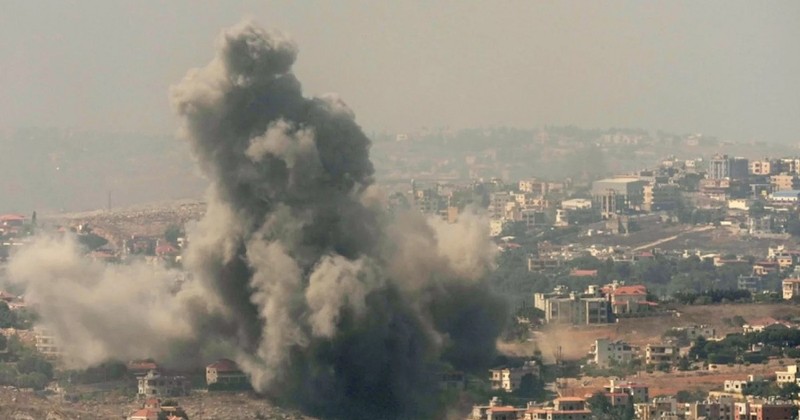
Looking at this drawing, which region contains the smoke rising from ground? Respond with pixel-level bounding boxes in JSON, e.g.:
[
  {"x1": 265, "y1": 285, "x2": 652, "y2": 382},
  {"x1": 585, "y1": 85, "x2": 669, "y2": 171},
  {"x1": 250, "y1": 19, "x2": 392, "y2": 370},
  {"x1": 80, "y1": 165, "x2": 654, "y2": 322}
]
[{"x1": 8, "y1": 20, "x2": 505, "y2": 419}]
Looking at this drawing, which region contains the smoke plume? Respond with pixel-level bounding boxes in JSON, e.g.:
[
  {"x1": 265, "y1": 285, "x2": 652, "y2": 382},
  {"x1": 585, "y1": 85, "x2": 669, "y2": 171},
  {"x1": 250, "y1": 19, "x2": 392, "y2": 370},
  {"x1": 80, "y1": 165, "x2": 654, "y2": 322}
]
[{"x1": 8, "y1": 20, "x2": 505, "y2": 419}]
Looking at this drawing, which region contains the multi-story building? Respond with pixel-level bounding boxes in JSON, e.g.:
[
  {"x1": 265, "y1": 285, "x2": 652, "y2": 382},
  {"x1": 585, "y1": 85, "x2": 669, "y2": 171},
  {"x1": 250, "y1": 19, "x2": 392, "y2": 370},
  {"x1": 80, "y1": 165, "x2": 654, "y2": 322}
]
[
  {"x1": 775, "y1": 364, "x2": 799, "y2": 385},
  {"x1": 770, "y1": 174, "x2": 800, "y2": 191},
  {"x1": 723, "y1": 376, "x2": 759, "y2": 394},
  {"x1": 534, "y1": 293, "x2": 610, "y2": 325},
  {"x1": 604, "y1": 380, "x2": 649, "y2": 403},
  {"x1": 686, "y1": 396, "x2": 735, "y2": 420},
  {"x1": 738, "y1": 275, "x2": 762, "y2": 293},
  {"x1": 206, "y1": 359, "x2": 248, "y2": 388},
  {"x1": 671, "y1": 325, "x2": 716, "y2": 341},
  {"x1": 635, "y1": 396, "x2": 679, "y2": 420},
  {"x1": 137, "y1": 370, "x2": 189, "y2": 397},
  {"x1": 518, "y1": 179, "x2": 548, "y2": 196},
  {"x1": 489, "y1": 192, "x2": 514, "y2": 219},
  {"x1": 780, "y1": 158, "x2": 800, "y2": 174},
  {"x1": 591, "y1": 338, "x2": 635, "y2": 368},
  {"x1": 740, "y1": 400, "x2": 797, "y2": 420},
  {"x1": 560, "y1": 198, "x2": 592, "y2": 211},
  {"x1": 609, "y1": 285, "x2": 651, "y2": 315},
  {"x1": 750, "y1": 159, "x2": 777, "y2": 176},
  {"x1": 642, "y1": 184, "x2": 680, "y2": 212},
  {"x1": 525, "y1": 397, "x2": 592, "y2": 420},
  {"x1": 782, "y1": 278, "x2": 800, "y2": 300},
  {"x1": 591, "y1": 178, "x2": 646, "y2": 217},
  {"x1": 34, "y1": 327, "x2": 61, "y2": 360},
  {"x1": 645, "y1": 343, "x2": 679, "y2": 365},
  {"x1": 488, "y1": 361, "x2": 539, "y2": 393},
  {"x1": 709, "y1": 155, "x2": 748, "y2": 180}
]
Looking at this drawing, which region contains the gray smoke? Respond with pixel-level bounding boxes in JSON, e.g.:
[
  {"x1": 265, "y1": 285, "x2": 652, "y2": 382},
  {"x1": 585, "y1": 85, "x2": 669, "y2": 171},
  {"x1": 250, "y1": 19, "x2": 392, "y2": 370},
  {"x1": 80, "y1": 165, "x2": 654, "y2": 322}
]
[{"x1": 8, "y1": 20, "x2": 506, "y2": 419}]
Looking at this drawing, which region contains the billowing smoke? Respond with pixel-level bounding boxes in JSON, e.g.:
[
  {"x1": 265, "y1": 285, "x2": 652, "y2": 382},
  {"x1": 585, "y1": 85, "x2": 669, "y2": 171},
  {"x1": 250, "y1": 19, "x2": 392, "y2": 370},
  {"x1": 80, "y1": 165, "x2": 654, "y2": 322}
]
[{"x1": 8, "y1": 20, "x2": 505, "y2": 419}]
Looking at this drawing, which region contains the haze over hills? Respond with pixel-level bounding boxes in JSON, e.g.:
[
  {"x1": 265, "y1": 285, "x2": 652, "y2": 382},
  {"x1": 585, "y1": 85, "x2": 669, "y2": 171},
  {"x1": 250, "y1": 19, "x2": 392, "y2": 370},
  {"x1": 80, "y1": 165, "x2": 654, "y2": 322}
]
[
  {"x1": 2, "y1": 124, "x2": 797, "y2": 214},
  {"x1": 0, "y1": 127, "x2": 206, "y2": 213}
]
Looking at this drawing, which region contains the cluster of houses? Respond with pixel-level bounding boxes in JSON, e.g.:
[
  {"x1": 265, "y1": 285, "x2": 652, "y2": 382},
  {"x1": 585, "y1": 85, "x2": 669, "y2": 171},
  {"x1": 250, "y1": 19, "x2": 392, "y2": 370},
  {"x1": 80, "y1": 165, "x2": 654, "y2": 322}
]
[
  {"x1": 402, "y1": 149, "x2": 800, "y2": 243},
  {"x1": 126, "y1": 358, "x2": 249, "y2": 419},
  {"x1": 470, "y1": 375, "x2": 798, "y2": 420}
]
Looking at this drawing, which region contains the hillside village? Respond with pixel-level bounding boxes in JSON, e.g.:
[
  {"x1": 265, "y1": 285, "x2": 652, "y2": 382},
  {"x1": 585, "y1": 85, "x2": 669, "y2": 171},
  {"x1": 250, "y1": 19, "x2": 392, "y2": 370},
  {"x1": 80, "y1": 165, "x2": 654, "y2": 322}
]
[{"x1": 5, "y1": 146, "x2": 800, "y2": 418}]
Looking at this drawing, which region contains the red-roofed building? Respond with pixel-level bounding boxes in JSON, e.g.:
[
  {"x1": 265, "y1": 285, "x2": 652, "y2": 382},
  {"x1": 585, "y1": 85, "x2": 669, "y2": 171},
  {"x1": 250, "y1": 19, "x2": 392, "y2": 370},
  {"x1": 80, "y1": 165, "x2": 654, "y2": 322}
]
[
  {"x1": 128, "y1": 360, "x2": 160, "y2": 377},
  {"x1": 525, "y1": 397, "x2": 591, "y2": 419},
  {"x1": 0, "y1": 214, "x2": 25, "y2": 235},
  {"x1": 743, "y1": 317, "x2": 793, "y2": 333},
  {"x1": 487, "y1": 405, "x2": 526, "y2": 420},
  {"x1": 206, "y1": 358, "x2": 248, "y2": 388},
  {"x1": 569, "y1": 269, "x2": 598, "y2": 278},
  {"x1": 0, "y1": 290, "x2": 18, "y2": 302},
  {"x1": 0, "y1": 214, "x2": 25, "y2": 224},
  {"x1": 609, "y1": 285, "x2": 653, "y2": 315},
  {"x1": 128, "y1": 408, "x2": 160, "y2": 420},
  {"x1": 155, "y1": 243, "x2": 179, "y2": 257}
]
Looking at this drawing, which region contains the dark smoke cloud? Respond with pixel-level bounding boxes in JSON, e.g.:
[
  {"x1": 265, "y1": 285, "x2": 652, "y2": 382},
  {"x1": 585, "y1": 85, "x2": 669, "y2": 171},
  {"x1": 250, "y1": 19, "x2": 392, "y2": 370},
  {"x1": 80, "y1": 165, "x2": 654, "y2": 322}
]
[{"x1": 9, "y1": 20, "x2": 505, "y2": 419}]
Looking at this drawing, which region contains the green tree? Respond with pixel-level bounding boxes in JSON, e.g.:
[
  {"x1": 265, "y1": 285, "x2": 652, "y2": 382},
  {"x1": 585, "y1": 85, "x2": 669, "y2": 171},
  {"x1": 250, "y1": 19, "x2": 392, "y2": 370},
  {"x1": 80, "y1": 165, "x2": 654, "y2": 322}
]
[
  {"x1": 164, "y1": 224, "x2": 184, "y2": 245},
  {"x1": 0, "y1": 302, "x2": 16, "y2": 328},
  {"x1": 748, "y1": 201, "x2": 766, "y2": 217},
  {"x1": 17, "y1": 354, "x2": 53, "y2": 379},
  {"x1": 779, "y1": 382, "x2": 800, "y2": 400},
  {"x1": 16, "y1": 372, "x2": 48, "y2": 390}
]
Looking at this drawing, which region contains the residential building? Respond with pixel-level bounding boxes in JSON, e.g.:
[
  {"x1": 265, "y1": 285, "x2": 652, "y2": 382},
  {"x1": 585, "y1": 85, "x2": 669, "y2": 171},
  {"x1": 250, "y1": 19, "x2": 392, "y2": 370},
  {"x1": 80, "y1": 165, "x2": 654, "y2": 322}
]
[
  {"x1": 709, "y1": 155, "x2": 748, "y2": 180},
  {"x1": 489, "y1": 361, "x2": 539, "y2": 392},
  {"x1": 672, "y1": 325, "x2": 716, "y2": 340},
  {"x1": 642, "y1": 184, "x2": 680, "y2": 212},
  {"x1": 604, "y1": 380, "x2": 649, "y2": 403},
  {"x1": 591, "y1": 178, "x2": 646, "y2": 217},
  {"x1": 34, "y1": 327, "x2": 61, "y2": 360},
  {"x1": 770, "y1": 174, "x2": 800, "y2": 191},
  {"x1": 489, "y1": 192, "x2": 514, "y2": 219},
  {"x1": 635, "y1": 396, "x2": 679, "y2": 420},
  {"x1": 486, "y1": 406, "x2": 525, "y2": 420},
  {"x1": 128, "y1": 408, "x2": 160, "y2": 420},
  {"x1": 591, "y1": 338, "x2": 635, "y2": 368},
  {"x1": 750, "y1": 159, "x2": 777, "y2": 176},
  {"x1": 534, "y1": 293, "x2": 610, "y2": 325},
  {"x1": 782, "y1": 278, "x2": 800, "y2": 300},
  {"x1": 137, "y1": 370, "x2": 189, "y2": 397},
  {"x1": 686, "y1": 396, "x2": 735, "y2": 420},
  {"x1": 748, "y1": 399, "x2": 797, "y2": 420},
  {"x1": 206, "y1": 359, "x2": 248, "y2": 387},
  {"x1": 645, "y1": 343, "x2": 679, "y2": 365},
  {"x1": 560, "y1": 198, "x2": 592, "y2": 211},
  {"x1": 438, "y1": 370, "x2": 465, "y2": 391},
  {"x1": 776, "y1": 364, "x2": 799, "y2": 385},
  {"x1": 518, "y1": 179, "x2": 547, "y2": 195},
  {"x1": 524, "y1": 397, "x2": 592, "y2": 420},
  {"x1": 609, "y1": 284, "x2": 653, "y2": 315},
  {"x1": 723, "y1": 376, "x2": 759, "y2": 394},
  {"x1": 738, "y1": 275, "x2": 762, "y2": 293}
]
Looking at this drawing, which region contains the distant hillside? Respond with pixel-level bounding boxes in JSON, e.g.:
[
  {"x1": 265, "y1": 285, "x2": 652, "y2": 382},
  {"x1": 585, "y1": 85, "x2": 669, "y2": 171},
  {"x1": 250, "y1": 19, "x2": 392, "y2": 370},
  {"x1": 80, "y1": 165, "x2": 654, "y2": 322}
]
[{"x1": 0, "y1": 128, "x2": 207, "y2": 213}]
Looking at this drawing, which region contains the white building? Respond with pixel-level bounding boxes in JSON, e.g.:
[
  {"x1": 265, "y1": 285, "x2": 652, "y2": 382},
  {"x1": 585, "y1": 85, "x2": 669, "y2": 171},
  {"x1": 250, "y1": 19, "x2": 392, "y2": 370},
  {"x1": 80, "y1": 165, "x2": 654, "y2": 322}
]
[
  {"x1": 489, "y1": 361, "x2": 539, "y2": 392},
  {"x1": 591, "y1": 338, "x2": 635, "y2": 368},
  {"x1": 776, "y1": 365, "x2": 800, "y2": 385},
  {"x1": 561, "y1": 198, "x2": 592, "y2": 211},
  {"x1": 137, "y1": 370, "x2": 189, "y2": 397}
]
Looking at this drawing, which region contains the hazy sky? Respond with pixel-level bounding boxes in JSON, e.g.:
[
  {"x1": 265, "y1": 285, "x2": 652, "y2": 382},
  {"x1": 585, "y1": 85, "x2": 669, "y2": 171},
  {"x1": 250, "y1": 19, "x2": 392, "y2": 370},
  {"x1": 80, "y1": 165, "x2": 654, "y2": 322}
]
[{"x1": 1, "y1": 1, "x2": 798, "y2": 142}]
